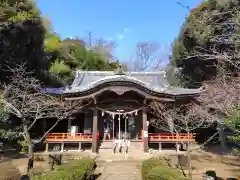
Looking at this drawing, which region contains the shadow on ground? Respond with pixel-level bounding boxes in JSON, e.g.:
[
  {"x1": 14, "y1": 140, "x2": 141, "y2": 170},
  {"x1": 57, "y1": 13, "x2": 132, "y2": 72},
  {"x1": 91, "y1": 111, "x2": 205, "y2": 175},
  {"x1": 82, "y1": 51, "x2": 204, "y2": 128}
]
[{"x1": 203, "y1": 144, "x2": 235, "y2": 156}]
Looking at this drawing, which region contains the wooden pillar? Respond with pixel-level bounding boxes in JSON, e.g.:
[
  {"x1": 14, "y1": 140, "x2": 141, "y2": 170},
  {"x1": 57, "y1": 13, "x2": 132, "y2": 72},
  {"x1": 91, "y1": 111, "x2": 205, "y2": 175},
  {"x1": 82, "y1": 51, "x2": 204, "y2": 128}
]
[
  {"x1": 142, "y1": 107, "x2": 148, "y2": 153},
  {"x1": 92, "y1": 108, "x2": 98, "y2": 153},
  {"x1": 84, "y1": 111, "x2": 93, "y2": 133}
]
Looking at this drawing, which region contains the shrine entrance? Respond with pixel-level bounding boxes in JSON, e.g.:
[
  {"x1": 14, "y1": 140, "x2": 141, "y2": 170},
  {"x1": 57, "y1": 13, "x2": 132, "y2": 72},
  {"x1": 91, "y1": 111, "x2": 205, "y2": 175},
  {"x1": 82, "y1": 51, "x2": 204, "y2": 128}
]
[
  {"x1": 112, "y1": 114, "x2": 137, "y2": 140},
  {"x1": 99, "y1": 108, "x2": 142, "y2": 141},
  {"x1": 112, "y1": 114, "x2": 127, "y2": 140}
]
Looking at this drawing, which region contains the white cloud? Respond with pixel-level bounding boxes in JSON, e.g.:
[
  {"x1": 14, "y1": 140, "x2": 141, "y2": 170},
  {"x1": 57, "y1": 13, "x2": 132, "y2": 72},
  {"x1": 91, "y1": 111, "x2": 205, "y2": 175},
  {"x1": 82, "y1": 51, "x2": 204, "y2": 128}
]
[
  {"x1": 116, "y1": 33, "x2": 124, "y2": 40},
  {"x1": 107, "y1": 27, "x2": 131, "y2": 41}
]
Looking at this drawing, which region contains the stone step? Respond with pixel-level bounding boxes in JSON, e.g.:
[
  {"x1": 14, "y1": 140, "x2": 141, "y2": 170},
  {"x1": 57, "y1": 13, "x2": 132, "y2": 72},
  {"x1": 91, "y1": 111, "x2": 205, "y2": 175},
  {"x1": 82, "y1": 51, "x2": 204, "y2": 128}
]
[
  {"x1": 99, "y1": 142, "x2": 113, "y2": 149},
  {"x1": 99, "y1": 148, "x2": 144, "y2": 153},
  {"x1": 129, "y1": 145, "x2": 142, "y2": 149},
  {"x1": 99, "y1": 146, "x2": 143, "y2": 151},
  {"x1": 99, "y1": 142, "x2": 143, "y2": 151},
  {"x1": 95, "y1": 152, "x2": 152, "y2": 162},
  {"x1": 99, "y1": 146, "x2": 113, "y2": 150}
]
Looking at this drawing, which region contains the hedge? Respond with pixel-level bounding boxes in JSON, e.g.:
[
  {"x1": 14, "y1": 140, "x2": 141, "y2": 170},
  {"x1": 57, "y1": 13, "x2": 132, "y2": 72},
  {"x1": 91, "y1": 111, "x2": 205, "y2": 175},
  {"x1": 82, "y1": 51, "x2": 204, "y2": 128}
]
[
  {"x1": 32, "y1": 158, "x2": 96, "y2": 180},
  {"x1": 146, "y1": 166, "x2": 187, "y2": 180},
  {"x1": 0, "y1": 162, "x2": 21, "y2": 180},
  {"x1": 141, "y1": 157, "x2": 187, "y2": 180},
  {"x1": 141, "y1": 157, "x2": 166, "y2": 180}
]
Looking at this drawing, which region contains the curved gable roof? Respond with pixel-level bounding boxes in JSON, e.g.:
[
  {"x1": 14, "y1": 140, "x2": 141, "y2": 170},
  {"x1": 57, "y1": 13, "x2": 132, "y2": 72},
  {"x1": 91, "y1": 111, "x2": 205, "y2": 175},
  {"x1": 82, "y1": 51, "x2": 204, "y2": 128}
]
[
  {"x1": 60, "y1": 70, "x2": 204, "y2": 97},
  {"x1": 69, "y1": 70, "x2": 169, "y2": 92}
]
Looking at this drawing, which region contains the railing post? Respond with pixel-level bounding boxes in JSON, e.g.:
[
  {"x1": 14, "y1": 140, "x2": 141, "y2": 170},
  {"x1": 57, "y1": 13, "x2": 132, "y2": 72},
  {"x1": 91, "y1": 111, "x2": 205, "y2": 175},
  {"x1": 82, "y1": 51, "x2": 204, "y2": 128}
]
[
  {"x1": 159, "y1": 142, "x2": 162, "y2": 152},
  {"x1": 78, "y1": 142, "x2": 82, "y2": 152},
  {"x1": 61, "y1": 142, "x2": 64, "y2": 152},
  {"x1": 176, "y1": 143, "x2": 180, "y2": 152}
]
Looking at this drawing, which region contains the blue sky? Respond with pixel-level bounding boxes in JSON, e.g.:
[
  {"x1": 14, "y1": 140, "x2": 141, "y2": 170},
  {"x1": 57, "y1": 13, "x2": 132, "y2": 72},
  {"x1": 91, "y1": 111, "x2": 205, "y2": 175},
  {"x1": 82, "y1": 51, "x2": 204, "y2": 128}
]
[{"x1": 37, "y1": 0, "x2": 202, "y2": 65}]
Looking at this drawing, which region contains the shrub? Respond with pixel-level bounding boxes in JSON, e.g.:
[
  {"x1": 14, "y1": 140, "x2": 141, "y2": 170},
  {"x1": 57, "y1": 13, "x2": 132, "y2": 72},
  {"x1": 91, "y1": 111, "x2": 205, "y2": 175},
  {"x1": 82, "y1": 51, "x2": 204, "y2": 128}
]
[
  {"x1": 0, "y1": 162, "x2": 21, "y2": 180},
  {"x1": 146, "y1": 166, "x2": 187, "y2": 180},
  {"x1": 141, "y1": 157, "x2": 166, "y2": 180},
  {"x1": 32, "y1": 158, "x2": 96, "y2": 180},
  {"x1": 17, "y1": 140, "x2": 28, "y2": 153}
]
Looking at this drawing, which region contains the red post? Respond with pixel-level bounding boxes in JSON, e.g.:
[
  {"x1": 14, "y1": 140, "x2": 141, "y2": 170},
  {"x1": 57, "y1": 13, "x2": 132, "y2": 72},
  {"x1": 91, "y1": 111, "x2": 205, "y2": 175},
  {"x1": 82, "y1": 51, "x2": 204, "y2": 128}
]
[{"x1": 96, "y1": 131, "x2": 99, "y2": 141}]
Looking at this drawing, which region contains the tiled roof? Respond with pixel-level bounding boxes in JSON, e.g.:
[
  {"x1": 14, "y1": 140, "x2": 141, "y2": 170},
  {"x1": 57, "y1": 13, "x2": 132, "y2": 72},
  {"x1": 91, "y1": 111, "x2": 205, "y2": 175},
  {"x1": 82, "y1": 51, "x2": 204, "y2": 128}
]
[
  {"x1": 42, "y1": 70, "x2": 204, "y2": 96},
  {"x1": 63, "y1": 70, "x2": 204, "y2": 96}
]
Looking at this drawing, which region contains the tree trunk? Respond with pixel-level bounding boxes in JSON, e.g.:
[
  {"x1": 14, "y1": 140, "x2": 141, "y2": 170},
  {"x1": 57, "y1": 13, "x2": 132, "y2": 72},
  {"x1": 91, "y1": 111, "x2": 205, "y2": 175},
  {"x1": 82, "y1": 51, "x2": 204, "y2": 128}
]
[
  {"x1": 217, "y1": 123, "x2": 226, "y2": 149},
  {"x1": 27, "y1": 143, "x2": 34, "y2": 173},
  {"x1": 187, "y1": 133, "x2": 192, "y2": 180},
  {"x1": 187, "y1": 148, "x2": 192, "y2": 180},
  {"x1": 167, "y1": 117, "x2": 174, "y2": 133},
  {"x1": 23, "y1": 124, "x2": 34, "y2": 174}
]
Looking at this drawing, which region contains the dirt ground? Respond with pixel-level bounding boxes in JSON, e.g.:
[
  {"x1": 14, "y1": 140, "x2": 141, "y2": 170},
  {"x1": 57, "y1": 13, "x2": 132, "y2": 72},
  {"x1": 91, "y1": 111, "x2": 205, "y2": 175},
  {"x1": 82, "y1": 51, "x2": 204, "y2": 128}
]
[
  {"x1": 190, "y1": 147, "x2": 240, "y2": 180},
  {"x1": 1, "y1": 147, "x2": 240, "y2": 179}
]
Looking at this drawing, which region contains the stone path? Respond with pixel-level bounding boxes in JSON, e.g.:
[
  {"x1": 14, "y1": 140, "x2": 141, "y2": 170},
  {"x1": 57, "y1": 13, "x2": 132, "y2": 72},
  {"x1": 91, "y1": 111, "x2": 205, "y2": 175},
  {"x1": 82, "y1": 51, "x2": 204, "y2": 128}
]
[{"x1": 96, "y1": 161, "x2": 142, "y2": 180}]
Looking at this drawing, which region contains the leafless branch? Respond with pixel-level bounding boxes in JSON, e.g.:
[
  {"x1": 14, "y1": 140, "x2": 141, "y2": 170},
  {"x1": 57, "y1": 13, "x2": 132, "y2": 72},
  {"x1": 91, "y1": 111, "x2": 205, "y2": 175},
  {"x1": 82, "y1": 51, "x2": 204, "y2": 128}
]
[
  {"x1": 84, "y1": 31, "x2": 117, "y2": 61},
  {"x1": 2, "y1": 64, "x2": 90, "y2": 172},
  {"x1": 200, "y1": 76, "x2": 240, "y2": 118},
  {"x1": 149, "y1": 101, "x2": 214, "y2": 134},
  {"x1": 149, "y1": 100, "x2": 216, "y2": 179},
  {"x1": 128, "y1": 41, "x2": 165, "y2": 71},
  {"x1": 36, "y1": 100, "x2": 92, "y2": 143}
]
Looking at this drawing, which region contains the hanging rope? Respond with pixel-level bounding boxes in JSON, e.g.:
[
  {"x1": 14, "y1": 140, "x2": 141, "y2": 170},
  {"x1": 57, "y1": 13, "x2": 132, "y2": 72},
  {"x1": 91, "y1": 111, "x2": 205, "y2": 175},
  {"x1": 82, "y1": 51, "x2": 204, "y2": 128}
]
[{"x1": 96, "y1": 107, "x2": 142, "y2": 118}]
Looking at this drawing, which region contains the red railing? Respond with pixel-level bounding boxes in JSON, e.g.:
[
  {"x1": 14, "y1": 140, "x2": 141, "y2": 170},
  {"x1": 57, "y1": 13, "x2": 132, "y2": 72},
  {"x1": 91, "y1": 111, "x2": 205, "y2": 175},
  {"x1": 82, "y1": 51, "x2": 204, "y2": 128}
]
[
  {"x1": 46, "y1": 132, "x2": 195, "y2": 143},
  {"x1": 46, "y1": 133, "x2": 92, "y2": 142},
  {"x1": 148, "y1": 133, "x2": 195, "y2": 142}
]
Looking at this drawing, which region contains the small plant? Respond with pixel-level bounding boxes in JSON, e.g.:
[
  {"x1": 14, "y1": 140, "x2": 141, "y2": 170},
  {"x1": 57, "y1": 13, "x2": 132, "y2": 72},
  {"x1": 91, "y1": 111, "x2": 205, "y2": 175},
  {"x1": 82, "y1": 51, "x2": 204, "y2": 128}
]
[
  {"x1": 32, "y1": 158, "x2": 96, "y2": 180},
  {"x1": 141, "y1": 157, "x2": 167, "y2": 180},
  {"x1": 17, "y1": 139, "x2": 28, "y2": 153}
]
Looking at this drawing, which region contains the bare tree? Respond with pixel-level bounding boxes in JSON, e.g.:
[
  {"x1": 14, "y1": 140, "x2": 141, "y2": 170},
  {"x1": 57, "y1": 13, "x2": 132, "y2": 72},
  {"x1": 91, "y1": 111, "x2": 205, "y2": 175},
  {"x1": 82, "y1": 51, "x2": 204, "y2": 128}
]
[
  {"x1": 150, "y1": 101, "x2": 213, "y2": 137},
  {"x1": 84, "y1": 31, "x2": 117, "y2": 62},
  {"x1": 176, "y1": 0, "x2": 240, "y2": 151},
  {"x1": 199, "y1": 74, "x2": 240, "y2": 149},
  {"x1": 3, "y1": 64, "x2": 91, "y2": 173},
  {"x1": 200, "y1": 76, "x2": 240, "y2": 117},
  {"x1": 149, "y1": 101, "x2": 214, "y2": 179},
  {"x1": 127, "y1": 41, "x2": 167, "y2": 71},
  {"x1": 149, "y1": 74, "x2": 240, "y2": 177}
]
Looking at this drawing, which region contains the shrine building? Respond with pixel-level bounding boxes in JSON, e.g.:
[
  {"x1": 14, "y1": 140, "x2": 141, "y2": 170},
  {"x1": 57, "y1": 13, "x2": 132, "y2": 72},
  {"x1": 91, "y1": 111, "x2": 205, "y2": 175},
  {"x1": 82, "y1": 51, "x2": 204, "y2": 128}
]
[{"x1": 42, "y1": 66, "x2": 204, "y2": 153}]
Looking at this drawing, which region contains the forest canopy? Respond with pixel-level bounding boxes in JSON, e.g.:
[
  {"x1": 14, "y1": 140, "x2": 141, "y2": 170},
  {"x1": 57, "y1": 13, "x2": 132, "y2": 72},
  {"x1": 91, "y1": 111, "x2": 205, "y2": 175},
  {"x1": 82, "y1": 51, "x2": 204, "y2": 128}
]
[
  {"x1": 0, "y1": 0, "x2": 122, "y2": 87},
  {"x1": 171, "y1": 0, "x2": 240, "y2": 87}
]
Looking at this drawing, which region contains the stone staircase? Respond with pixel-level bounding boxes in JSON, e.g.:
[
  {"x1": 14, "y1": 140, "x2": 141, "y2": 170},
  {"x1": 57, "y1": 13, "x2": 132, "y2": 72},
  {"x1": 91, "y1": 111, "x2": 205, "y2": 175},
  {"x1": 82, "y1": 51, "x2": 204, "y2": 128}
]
[
  {"x1": 128, "y1": 141, "x2": 143, "y2": 153},
  {"x1": 98, "y1": 140, "x2": 143, "y2": 154},
  {"x1": 98, "y1": 141, "x2": 114, "y2": 152}
]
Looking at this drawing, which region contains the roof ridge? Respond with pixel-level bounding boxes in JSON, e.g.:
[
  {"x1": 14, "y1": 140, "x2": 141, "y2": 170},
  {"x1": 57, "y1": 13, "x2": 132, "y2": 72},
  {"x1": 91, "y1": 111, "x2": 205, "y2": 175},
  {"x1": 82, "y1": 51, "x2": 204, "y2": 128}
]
[{"x1": 75, "y1": 70, "x2": 166, "y2": 75}]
